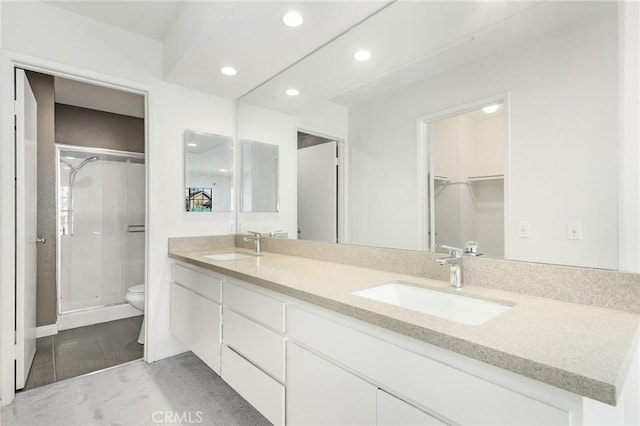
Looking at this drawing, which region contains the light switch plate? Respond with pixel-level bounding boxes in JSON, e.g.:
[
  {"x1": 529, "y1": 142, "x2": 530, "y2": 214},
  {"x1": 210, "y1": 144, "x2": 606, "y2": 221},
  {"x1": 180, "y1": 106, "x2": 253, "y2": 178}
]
[
  {"x1": 568, "y1": 222, "x2": 582, "y2": 240},
  {"x1": 518, "y1": 221, "x2": 530, "y2": 238}
]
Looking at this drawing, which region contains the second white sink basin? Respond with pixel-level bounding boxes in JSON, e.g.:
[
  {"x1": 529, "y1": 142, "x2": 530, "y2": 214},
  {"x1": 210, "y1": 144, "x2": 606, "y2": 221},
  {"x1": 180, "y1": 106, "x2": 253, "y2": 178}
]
[
  {"x1": 204, "y1": 252, "x2": 257, "y2": 261},
  {"x1": 352, "y1": 282, "x2": 511, "y2": 325}
]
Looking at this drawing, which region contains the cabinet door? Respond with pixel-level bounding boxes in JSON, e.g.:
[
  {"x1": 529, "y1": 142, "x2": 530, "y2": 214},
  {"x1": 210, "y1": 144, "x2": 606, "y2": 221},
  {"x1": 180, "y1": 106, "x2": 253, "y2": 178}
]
[
  {"x1": 287, "y1": 342, "x2": 376, "y2": 425},
  {"x1": 377, "y1": 389, "x2": 446, "y2": 426},
  {"x1": 170, "y1": 282, "x2": 221, "y2": 373}
]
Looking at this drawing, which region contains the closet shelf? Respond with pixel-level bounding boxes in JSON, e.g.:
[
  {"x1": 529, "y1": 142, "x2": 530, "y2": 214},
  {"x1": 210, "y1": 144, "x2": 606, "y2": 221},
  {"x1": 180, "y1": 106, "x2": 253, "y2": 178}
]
[
  {"x1": 467, "y1": 174, "x2": 504, "y2": 182},
  {"x1": 434, "y1": 174, "x2": 504, "y2": 185}
]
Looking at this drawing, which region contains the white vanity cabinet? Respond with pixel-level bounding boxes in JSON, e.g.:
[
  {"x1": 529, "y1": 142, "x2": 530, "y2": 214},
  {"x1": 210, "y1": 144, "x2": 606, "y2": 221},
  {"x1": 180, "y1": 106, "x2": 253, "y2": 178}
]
[
  {"x1": 287, "y1": 305, "x2": 571, "y2": 426},
  {"x1": 168, "y1": 260, "x2": 607, "y2": 426},
  {"x1": 287, "y1": 342, "x2": 377, "y2": 425},
  {"x1": 170, "y1": 263, "x2": 222, "y2": 374},
  {"x1": 221, "y1": 278, "x2": 286, "y2": 426}
]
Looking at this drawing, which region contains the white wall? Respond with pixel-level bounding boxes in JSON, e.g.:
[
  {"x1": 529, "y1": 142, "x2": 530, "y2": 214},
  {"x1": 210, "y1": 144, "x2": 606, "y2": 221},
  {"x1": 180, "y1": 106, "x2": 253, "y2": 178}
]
[
  {"x1": 348, "y1": 11, "x2": 619, "y2": 269},
  {"x1": 0, "y1": 1, "x2": 237, "y2": 374},
  {"x1": 237, "y1": 103, "x2": 296, "y2": 237}
]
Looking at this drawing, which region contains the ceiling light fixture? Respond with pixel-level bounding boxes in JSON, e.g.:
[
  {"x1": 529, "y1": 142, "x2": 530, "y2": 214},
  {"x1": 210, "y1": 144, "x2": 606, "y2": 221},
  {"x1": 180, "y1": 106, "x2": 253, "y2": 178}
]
[
  {"x1": 188, "y1": 143, "x2": 197, "y2": 147},
  {"x1": 353, "y1": 50, "x2": 371, "y2": 61},
  {"x1": 283, "y1": 11, "x2": 303, "y2": 27},
  {"x1": 482, "y1": 104, "x2": 500, "y2": 114},
  {"x1": 286, "y1": 88, "x2": 300, "y2": 96},
  {"x1": 220, "y1": 66, "x2": 237, "y2": 76}
]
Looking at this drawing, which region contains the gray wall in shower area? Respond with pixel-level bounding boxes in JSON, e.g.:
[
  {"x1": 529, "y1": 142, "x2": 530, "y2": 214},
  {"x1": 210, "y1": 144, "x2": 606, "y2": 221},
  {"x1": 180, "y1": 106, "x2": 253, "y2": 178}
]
[
  {"x1": 55, "y1": 104, "x2": 145, "y2": 153},
  {"x1": 26, "y1": 71, "x2": 58, "y2": 327}
]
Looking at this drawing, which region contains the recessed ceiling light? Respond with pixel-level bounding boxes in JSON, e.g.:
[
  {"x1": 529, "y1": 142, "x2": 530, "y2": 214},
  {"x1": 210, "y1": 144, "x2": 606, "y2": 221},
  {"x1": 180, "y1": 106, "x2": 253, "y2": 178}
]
[
  {"x1": 188, "y1": 143, "x2": 197, "y2": 147},
  {"x1": 353, "y1": 50, "x2": 371, "y2": 61},
  {"x1": 286, "y1": 88, "x2": 300, "y2": 96},
  {"x1": 220, "y1": 66, "x2": 237, "y2": 76},
  {"x1": 283, "y1": 11, "x2": 303, "y2": 27},
  {"x1": 482, "y1": 104, "x2": 500, "y2": 114}
]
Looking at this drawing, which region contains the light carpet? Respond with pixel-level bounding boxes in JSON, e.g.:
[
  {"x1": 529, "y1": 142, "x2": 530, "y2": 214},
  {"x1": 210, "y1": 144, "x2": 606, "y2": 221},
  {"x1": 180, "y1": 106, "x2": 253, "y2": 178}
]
[{"x1": 1, "y1": 352, "x2": 270, "y2": 426}]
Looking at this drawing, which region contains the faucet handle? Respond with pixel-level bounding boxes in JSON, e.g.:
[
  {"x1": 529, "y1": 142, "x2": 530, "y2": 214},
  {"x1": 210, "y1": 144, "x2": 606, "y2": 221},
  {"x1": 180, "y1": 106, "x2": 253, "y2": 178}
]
[
  {"x1": 247, "y1": 230, "x2": 262, "y2": 237},
  {"x1": 436, "y1": 244, "x2": 463, "y2": 257},
  {"x1": 463, "y1": 240, "x2": 483, "y2": 257},
  {"x1": 268, "y1": 229, "x2": 285, "y2": 237}
]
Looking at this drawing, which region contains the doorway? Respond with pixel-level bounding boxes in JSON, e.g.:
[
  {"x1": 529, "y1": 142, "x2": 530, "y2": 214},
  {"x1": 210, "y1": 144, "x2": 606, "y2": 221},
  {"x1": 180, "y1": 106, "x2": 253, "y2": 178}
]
[
  {"x1": 12, "y1": 68, "x2": 147, "y2": 393},
  {"x1": 297, "y1": 131, "x2": 341, "y2": 243},
  {"x1": 417, "y1": 95, "x2": 509, "y2": 256}
]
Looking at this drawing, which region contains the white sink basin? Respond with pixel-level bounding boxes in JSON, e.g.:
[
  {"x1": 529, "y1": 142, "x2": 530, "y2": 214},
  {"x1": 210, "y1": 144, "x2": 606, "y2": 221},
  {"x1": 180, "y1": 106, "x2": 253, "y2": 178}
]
[
  {"x1": 352, "y1": 282, "x2": 511, "y2": 325},
  {"x1": 203, "y1": 252, "x2": 256, "y2": 261}
]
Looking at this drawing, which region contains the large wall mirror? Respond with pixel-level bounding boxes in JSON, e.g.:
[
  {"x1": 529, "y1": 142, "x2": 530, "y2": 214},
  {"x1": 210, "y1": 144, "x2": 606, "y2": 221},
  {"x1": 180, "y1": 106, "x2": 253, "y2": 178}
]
[
  {"x1": 238, "y1": 1, "x2": 625, "y2": 270},
  {"x1": 184, "y1": 130, "x2": 233, "y2": 212},
  {"x1": 239, "y1": 139, "x2": 279, "y2": 213}
]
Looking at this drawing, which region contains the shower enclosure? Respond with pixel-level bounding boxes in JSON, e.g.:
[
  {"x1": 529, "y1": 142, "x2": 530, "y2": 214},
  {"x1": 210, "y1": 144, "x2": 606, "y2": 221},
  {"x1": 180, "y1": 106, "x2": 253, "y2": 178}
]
[{"x1": 56, "y1": 145, "x2": 145, "y2": 321}]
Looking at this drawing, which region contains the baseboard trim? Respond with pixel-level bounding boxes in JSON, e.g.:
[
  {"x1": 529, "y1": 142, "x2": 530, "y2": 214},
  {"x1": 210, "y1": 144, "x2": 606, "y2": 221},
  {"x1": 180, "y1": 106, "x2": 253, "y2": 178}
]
[
  {"x1": 35, "y1": 324, "x2": 58, "y2": 338},
  {"x1": 58, "y1": 304, "x2": 142, "y2": 331}
]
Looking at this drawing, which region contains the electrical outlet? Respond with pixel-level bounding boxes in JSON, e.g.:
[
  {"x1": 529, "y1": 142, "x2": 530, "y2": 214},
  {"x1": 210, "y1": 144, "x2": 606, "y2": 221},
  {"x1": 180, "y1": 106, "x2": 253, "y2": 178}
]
[
  {"x1": 237, "y1": 222, "x2": 244, "y2": 233},
  {"x1": 567, "y1": 222, "x2": 582, "y2": 240},
  {"x1": 518, "y1": 221, "x2": 530, "y2": 238},
  {"x1": 228, "y1": 222, "x2": 236, "y2": 233}
]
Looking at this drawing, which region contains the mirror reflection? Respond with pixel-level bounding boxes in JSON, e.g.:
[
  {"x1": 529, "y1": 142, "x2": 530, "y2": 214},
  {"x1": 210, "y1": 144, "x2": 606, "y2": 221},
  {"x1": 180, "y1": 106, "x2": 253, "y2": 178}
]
[
  {"x1": 240, "y1": 140, "x2": 279, "y2": 212},
  {"x1": 430, "y1": 103, "x2": 505, "y2": 259},
  {"x1": 184, "y1": 130, "x2": 233, "y2": 212},
  {"x1": 238, "y1": 1, "x2": 620, "y2": 270}
]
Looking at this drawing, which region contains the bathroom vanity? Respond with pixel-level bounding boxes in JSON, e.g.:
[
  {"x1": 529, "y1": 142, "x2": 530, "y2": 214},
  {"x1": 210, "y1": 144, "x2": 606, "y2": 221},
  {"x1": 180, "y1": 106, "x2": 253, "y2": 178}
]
[{"x1": 168, "y1": 236, "x2": 639, "y2": 426}]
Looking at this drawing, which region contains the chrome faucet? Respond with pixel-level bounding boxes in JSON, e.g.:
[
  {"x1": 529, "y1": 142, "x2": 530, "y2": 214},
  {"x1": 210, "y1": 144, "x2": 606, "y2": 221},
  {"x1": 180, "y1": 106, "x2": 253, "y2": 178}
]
[
  {"x1": 436, "y1": 244, "x2": 463, "y2": 288},
  {"x1": 244, "y1": 231, "x2": 262, "y2": 254}
]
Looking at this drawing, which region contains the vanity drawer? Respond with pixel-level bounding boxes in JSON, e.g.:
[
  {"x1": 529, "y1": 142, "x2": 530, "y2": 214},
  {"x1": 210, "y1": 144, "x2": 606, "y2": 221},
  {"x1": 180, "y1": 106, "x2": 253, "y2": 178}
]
[
  {"x1": 223, "y1": 309, "x2": 285, "y2": 382},
  {"x1": 224, "y1": 279, "x2": 285, "y2": 332},
  {"x1": 288, "y1": 306, "x2": 569, "y2": 426},
  {"x1": 221, "y1": 345, "x2": 285, "y2": 426},
  {"x1": 171, "y1": 263, "x2": 222, "y2": 303}
]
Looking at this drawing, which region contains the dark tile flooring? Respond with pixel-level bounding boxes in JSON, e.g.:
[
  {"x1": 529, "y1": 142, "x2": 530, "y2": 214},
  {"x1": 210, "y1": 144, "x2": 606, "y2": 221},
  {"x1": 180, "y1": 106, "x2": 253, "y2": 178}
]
[{"x1": 23, "y1": 316, "x2": 144, "y2": 391}]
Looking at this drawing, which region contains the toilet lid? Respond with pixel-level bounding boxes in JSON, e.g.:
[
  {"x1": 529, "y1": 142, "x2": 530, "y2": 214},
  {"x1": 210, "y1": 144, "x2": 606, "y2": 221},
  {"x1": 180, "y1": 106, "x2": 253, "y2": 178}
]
[{"x1": 128, "y1": 284, "x2": 145, "y2": 294}]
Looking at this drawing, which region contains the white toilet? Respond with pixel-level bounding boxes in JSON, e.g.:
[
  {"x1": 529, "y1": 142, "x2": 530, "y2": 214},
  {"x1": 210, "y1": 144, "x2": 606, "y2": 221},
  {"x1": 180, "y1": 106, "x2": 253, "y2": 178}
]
[{"x1": 125, "y1": 284, "x2": 145, "y2": 344}]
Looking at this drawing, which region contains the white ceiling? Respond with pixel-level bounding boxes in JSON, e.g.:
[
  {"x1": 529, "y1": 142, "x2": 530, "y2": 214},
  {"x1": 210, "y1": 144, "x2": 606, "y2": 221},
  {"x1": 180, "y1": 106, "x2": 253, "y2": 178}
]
[
  {"x1": 45, "y1": 0, "x2": 390, "y2": 100},
  {"x1": 42, "y1": 0, "x2": 613, "y2": 110},
  {"x1": 45, "y1": 1, "x2": 185, "y2": 40}
]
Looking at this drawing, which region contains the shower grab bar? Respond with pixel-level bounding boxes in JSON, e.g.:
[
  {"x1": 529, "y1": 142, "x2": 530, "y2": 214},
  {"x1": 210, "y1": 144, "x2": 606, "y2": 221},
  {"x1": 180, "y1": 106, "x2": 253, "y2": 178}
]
[{"x1": 127, "y1": 225, "x2": 145, "y2": 233}]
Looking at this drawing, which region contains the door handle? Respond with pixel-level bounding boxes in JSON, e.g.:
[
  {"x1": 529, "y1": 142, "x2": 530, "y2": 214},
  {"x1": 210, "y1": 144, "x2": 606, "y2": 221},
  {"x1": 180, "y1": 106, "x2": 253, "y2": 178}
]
[{"x1": 35, "y1": 237, "x2": 46, "y2": 245}]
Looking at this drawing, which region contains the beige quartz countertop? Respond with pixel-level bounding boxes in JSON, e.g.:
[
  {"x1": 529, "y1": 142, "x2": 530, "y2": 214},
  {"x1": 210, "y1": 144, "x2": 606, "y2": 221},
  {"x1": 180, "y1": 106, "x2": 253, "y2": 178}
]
[{"x1": 169, "y1": 247, "x2": 639, "y2": 406}]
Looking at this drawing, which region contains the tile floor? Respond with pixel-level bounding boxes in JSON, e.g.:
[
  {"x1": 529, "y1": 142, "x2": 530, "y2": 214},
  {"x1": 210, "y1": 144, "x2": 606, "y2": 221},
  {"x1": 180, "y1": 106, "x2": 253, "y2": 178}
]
[{"x1": 22, "y1": 316, "x2": 144, "y2": 390}]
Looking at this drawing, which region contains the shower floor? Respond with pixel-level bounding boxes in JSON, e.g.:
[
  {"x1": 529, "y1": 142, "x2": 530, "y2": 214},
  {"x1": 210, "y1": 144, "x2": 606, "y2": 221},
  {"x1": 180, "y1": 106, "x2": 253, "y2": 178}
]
[{"x1": 22, "y1": 316, "x2": 144, "y2": 391}]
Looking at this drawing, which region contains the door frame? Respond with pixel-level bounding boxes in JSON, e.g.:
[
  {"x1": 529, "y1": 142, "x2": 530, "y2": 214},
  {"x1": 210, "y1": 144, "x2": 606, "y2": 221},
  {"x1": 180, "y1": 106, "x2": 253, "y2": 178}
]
[
  {"x1": 296, "y1": 127, "x2": 346, "y2": 244},
  {"x1": 415, "y1": 92, "x2": 510, "y2": 253},
  {"x1": 0, "y1": 51, "x2": 151, "y2": 406}
]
